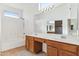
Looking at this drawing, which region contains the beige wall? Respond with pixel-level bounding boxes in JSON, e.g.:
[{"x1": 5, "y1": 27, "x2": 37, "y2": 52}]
[{"x1": 0, "y1": 3, "x2": 38, "y2": 51}]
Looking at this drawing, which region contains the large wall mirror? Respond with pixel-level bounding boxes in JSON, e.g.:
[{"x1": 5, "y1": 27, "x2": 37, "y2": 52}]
[
  {"x1": 34, "y1": 3, "x2": 78, "y2": 35},
  {"x1": 46, "y1": 4, "x2": 78, "y2": 35}
]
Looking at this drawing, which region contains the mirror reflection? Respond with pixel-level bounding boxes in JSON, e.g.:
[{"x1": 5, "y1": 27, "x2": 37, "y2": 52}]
[{"x1": 34, "y1": 3, "x2": 78, "y2": 35}]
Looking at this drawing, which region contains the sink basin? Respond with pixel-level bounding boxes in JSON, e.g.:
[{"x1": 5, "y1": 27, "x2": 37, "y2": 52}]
[{"x1": 61, "y1": 35, "x2": 66, "y2": 39}]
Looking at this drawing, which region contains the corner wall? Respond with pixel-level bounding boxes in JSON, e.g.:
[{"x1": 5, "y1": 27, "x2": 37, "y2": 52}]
[{"x1": 0, "y1": 3, "x2": 38, "y2": 51}]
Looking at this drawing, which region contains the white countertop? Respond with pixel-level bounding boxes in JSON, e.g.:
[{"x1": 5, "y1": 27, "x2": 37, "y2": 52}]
[{"x1": 26, "y1": 33, "x2": 79, "y2": 45}]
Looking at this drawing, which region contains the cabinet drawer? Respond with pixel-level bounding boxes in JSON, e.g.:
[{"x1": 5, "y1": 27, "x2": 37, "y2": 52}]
[
  {"x1": 34, "y1": 37, "x2": 45, "y2": 43},
  {"x1": 59, "y1": 50, "x2": 77, "y2": 56},
  {"x1": 60, "y1": 43, "x2": 77, "y2": 53},
  {"x1": 46, "y1": 40, "x2": 60, "y2": 48}
]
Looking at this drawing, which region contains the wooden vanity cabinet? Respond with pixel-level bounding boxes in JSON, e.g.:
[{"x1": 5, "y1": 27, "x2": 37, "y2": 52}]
[
  {"x1": 77, "y1": 47, "x2": 79, "y2": 56},
  {"x1": 59, "y1": 50, "x2": 76, "y2": 56},
  {"x1": 46, "y1": 40, "x2": 78, "y2": 56},
  {"x1": 47, "y1": 45, "x2": 58, "y2": 56},
  {"x1": 59, "y1": 42, "x2": 78, "y2": 56},
  {"x1": 26, "y1": 36, "x2": 43, "y2": 53},
  {"x1": 59, "y1": 43, "x2": 78, "y2": 53},
  {"x1": 25, "y1": 35, "x2": 29, "y2": 50},
  {"x1": 46, "y1": 40, "x2": 59, "y2": 56},
  {"x1": 25, "y1": 35, "x2": 79, "y2": 56},
  {"x1": 25, "y1": 36, "x2": 34, "y2": 52},
  {"x1": 34, "y1": 37, "x2": 45, "y2": 43},
  {"x1": 33, "y1": 37, "x2": 44, "y2": 53},
  {"x1": 46, "y1": 40, "x2": 60, "y2": 48}
]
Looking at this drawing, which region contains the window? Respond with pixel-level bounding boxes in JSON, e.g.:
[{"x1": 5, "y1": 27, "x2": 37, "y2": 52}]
[{"x1": 4, "y1": 10, "x2": 19, "y2": 18}]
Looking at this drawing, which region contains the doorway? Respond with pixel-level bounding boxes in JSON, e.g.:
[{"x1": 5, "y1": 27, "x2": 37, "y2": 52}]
[
  {"x1": 55, "y1": 20, "x2": 62, "y2": 34},
  {"x1": 2, "y1": 8, "x2": 24, "y2": 50}
]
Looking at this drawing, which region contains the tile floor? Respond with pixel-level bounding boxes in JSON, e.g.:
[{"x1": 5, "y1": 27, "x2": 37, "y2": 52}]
[{"x1": 0, "y1": 47, "x2": 46, "y2": 56}]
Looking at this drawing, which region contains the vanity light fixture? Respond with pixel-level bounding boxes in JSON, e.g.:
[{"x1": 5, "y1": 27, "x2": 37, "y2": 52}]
[{"x1": 38, "y1": 3, "x2": 55, "y2": 12}]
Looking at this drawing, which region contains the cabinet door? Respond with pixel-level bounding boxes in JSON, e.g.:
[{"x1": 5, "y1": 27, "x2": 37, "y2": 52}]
[
  {"x1": 29, "y1": 38, "x2": 34, "y2": 52},
  {"x1": 25, "y1": 36, "x2": 29, "y2": 50},
  {"x1": 59, "y1": 50, "x2": 76, "y2": 56},
  {"x1": 47, "y1": 45, "x2": 58, "y2": 56},
  {"x1": 25, "y1": 36, "x2": 34, "y2": 51}
]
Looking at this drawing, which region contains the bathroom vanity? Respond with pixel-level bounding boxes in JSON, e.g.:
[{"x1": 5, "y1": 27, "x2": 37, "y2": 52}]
[
  {"x1": 25, "y1": 34, "x2": 79, "y2": 56},
  {"x1": 25, "y1": 3, "x2": 79, "y2": 56}
]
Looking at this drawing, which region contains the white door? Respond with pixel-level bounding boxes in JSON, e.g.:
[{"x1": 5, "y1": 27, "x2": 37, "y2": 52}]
[
  {"x1": 2, "y1": 11, "x2": 24, "y2": 50},
  {"x1": 3, "y1": 17, "x2": 24, "y2": 40}
]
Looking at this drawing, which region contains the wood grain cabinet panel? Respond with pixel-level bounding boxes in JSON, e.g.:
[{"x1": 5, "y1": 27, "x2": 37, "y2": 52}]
[
  {"x1": 25, "y1": 36, "x2": 30, "y2": 50},
  {"x1": 25, "y1": 36, "x2": 42, "y2": 53},
  {"x1": 77, "y1": 47, "x2": 79, "y2": 56},
  {"x1": 46, "y1": 40, "x2": 60, "y2": 48},
  {"x1": 34, "y1": 37, "x2": 45, "y2": 43},
  {"x1": 25, "y1": 36, "x2": 34, "y2": 52},
  {"x1": 29, "y1": 39, "x2": 34, "y2": 52},
  {"x1": 47, "y1": 45, "x2": 58, "y2": 56},
  {"x1": 25, "y1": 35, "x2": 79, "y2": 56},
  {"x1": 60, "y1": 43, "x2": 77, "y2": 53},
  {"x1": 59, "y1": 50, "x2": 77, "y2": 56}
]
